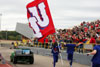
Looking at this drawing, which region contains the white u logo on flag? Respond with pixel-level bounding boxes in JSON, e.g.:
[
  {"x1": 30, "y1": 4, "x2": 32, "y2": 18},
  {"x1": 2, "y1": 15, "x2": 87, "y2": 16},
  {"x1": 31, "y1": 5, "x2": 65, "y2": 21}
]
[{"x1": 28, "y1": 2, "x2": 49, "y2": 38}]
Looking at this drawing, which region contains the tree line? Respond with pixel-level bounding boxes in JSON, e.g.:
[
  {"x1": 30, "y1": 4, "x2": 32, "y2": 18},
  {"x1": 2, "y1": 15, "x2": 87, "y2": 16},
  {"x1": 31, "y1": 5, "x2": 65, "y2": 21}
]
[{"x1": 0, "y1": 31, "x2": 21, "y2": 40}]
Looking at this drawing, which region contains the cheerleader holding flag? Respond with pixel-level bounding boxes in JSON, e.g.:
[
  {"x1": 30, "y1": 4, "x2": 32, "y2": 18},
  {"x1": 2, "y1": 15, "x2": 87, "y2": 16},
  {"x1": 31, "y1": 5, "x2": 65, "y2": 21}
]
[
  {"x1": 26, "y1": 0, "x2": 63, "y2": 67},
  {"x1": 51, "y1": 42, "x2": 60, "y2": 67}
]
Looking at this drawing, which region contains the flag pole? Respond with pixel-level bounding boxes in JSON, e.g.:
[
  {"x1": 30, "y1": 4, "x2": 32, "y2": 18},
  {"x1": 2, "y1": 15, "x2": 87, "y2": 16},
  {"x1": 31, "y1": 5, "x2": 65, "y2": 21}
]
[{"x1": 58, "y1": 42, "x2": 64, "y2": 65}]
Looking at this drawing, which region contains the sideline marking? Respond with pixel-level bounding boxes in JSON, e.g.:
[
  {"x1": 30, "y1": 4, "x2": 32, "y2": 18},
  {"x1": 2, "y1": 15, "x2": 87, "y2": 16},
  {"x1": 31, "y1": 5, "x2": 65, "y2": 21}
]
[{"x1": 6, "y1": 64, "x2": 12, "y2": 67}]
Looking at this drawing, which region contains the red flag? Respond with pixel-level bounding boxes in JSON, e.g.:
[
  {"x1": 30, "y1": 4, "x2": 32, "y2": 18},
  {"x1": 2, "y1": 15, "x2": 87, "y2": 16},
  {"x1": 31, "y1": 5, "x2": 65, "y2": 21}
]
[{"x1": 26, "y1": 0, "x2": 55, "y2": 43}]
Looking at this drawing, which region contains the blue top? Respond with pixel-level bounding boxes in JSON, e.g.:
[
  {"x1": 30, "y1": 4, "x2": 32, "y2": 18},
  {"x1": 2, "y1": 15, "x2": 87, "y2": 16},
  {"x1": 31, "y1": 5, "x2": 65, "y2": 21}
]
[
  {"x1": 65, "y1": 44, "x2": 76, "y2": 54},
  {"x1": 92, "y1": 45, "x2": 100, "y2": 64},
  {"x1": 51, "y1": 45, "x2": 59, "y2": 55}
]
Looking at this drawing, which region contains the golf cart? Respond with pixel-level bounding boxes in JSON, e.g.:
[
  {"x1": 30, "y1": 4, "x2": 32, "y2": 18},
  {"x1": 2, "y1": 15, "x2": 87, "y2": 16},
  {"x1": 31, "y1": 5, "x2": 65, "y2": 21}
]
[{"x1": 10, "y1": 48, "x2": 34, "y2": 64}]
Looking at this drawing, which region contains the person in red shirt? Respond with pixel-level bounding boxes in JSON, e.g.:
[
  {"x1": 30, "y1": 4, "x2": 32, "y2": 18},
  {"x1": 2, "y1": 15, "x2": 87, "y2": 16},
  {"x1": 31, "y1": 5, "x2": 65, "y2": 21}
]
[
  {"x1": 97, "y1": 28, "x2": 100, "y2": 32},
  {"x1": 81, "y1": 22, "x2": 83, "y2": 26},
  {"x1": 73, "y1": 36, "x2": 79, "y2": 43},
  {"x1": 52, "y1": 38, "x2": 56, "y2": 44},
  {"x1": 45, "y1": 37, "x2": 49, "y2": 49},
  {"x1": 95, "y1": 24, "x2": 99, "y2": 27},
  {"x1": 90, "y1": 35, "x2": 96, "y2": 44},
  {"x1": 84, "y1": 27, "x2": 88, "y2": 32},
  {"x1": 91, "y1": 25, "x2": 94, "y2": 29}
]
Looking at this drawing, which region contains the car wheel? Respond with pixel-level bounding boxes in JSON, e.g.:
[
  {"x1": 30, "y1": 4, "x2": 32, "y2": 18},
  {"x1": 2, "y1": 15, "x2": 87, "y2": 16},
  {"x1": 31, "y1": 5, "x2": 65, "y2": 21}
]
[
  {"x1": 10, "y1": 58, "x2": 13, "y2": 62},
  {"x1": 30, "y1": 57, "x2": 33, "y2": 64},
  {"x1": 13, "y1": 57, "x2": 17, "y2": 64}
]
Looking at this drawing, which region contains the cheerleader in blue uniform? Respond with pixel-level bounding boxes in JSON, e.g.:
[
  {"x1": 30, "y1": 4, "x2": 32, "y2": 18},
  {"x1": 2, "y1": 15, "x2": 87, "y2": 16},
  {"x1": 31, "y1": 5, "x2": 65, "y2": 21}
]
[
  {"x1": 64, "y1": 41, "x2": 82, "y2": 67},
  {"x1": 51, "y1": 42, "x2": 59, "y2": 67}
]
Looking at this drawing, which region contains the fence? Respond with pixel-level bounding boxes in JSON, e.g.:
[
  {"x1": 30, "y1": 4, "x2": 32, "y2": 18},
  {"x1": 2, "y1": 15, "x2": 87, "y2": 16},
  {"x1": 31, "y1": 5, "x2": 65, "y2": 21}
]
[
  {"x1": 0, "y1": 41, "x2": 94, "y2": 53},
  {"x1": 21, "y1": 42, "x2": 95, "y2": 53}
]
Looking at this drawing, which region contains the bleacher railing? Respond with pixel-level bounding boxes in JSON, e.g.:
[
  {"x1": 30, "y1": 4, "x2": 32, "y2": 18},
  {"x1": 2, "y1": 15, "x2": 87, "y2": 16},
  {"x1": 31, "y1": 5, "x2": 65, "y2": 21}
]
[{"x1": 16, "y1": 41, "x2": 95, "y2": 53}]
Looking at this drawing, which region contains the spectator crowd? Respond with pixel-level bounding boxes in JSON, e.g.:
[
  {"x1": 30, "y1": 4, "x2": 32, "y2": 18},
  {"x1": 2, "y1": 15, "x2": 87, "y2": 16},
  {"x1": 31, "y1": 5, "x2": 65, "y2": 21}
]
[{"x1": 45, "y1": 19, "x2": 100, "y2": 44}]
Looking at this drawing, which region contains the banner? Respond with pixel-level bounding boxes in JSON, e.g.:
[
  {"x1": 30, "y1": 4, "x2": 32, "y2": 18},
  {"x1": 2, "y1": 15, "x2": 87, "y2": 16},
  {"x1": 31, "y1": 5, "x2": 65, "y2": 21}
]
[{"x1": 26, "y1": 0, "x2": 55, "y2": 42}]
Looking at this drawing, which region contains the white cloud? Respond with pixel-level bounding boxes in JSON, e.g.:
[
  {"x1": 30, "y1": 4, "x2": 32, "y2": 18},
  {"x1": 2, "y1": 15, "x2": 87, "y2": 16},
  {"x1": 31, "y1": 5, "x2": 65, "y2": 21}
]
[{"x1": 0, "y1": 0, "x2": 100, "y2": 30}]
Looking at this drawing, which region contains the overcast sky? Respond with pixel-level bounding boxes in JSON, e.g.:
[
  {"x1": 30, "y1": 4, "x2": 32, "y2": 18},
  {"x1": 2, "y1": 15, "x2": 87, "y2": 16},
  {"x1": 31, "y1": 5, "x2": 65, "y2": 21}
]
[{"x1": 0, "y1": 0, "x2": 100, "y2": 31}]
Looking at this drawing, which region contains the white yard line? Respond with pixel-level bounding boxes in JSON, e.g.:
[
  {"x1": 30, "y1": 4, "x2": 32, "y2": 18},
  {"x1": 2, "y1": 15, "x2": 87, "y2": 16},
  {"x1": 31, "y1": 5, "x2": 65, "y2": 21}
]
[{"x1": 6, "y1": 64, "x2": 12, "y2": 67}]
